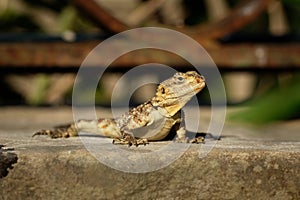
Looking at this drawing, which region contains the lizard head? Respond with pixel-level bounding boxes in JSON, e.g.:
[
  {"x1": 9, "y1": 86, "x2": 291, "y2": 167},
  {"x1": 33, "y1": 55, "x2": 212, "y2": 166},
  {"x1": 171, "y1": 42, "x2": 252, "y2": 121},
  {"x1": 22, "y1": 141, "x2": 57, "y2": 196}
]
[{"x1": 152, "y1": 71, "x2": 205, "y2": 116}]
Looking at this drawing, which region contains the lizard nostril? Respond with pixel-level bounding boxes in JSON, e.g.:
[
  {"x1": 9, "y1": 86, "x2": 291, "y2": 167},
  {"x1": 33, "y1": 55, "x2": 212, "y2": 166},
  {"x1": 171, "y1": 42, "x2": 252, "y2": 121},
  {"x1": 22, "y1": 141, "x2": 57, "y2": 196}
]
[
  {"x1": 200, "y1": 75, "x2": 205, "y2": 81},
  {"x1": 196, "y1": 75, "x2": 205, "y2": 83}
]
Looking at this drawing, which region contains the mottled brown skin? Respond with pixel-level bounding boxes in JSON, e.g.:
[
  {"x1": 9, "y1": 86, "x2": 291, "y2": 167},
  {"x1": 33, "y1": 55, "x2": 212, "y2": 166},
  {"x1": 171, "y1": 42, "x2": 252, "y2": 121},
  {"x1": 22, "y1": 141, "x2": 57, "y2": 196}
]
[{"x1": 33, "y1": 71, "x2": 206, "y2": 146}]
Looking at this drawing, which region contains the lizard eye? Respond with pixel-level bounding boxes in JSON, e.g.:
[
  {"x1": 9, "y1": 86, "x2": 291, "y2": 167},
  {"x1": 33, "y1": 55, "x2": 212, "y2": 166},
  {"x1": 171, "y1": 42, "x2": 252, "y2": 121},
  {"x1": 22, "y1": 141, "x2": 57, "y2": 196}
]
[{"x1": 176, "y1": 76, "x2": 184, "y2": 82}]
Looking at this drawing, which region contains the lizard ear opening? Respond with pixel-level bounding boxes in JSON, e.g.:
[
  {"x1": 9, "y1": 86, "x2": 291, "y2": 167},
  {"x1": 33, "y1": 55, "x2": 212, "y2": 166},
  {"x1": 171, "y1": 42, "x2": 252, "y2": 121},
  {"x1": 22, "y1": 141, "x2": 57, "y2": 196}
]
[
  {"x1": 156, "y1": 85, "x2": 164, "y2": 94},
  {"x1": 161, "y1": 87, "x2": 165, "y2": 94}
]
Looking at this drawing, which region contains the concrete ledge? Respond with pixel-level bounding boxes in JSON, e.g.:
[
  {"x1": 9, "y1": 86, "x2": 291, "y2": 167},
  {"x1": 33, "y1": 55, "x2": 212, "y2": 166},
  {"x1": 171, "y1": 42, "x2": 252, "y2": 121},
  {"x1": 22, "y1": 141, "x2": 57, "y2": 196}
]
[
  {"x1": 0, "y1": 107, "x2": 299, "y2": 199},
  {"x1": 0, "y1": 140, "x2": 299, "y2": 199}
]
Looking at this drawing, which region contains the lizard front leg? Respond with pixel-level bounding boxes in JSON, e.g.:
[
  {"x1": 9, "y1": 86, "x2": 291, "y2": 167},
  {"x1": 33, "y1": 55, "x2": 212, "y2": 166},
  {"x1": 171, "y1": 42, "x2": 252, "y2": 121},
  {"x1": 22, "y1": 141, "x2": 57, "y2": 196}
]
[
  {"x1": 172, "y1": 110, "x2": 189, "y2": 143},
  {"x1": 173, "y1": 111, "x2": 205, "y2": 144},
  {"x1": 175, "y1": 124, "x2": 205, "y2": 144}
]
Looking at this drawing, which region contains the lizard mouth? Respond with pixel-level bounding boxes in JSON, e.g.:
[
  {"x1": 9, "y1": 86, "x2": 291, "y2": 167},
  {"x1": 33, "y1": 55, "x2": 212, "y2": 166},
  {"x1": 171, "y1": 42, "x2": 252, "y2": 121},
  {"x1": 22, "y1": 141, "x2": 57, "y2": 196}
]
[{"x1": 194, "y1": 75, "x2": 206, "y2": 92}]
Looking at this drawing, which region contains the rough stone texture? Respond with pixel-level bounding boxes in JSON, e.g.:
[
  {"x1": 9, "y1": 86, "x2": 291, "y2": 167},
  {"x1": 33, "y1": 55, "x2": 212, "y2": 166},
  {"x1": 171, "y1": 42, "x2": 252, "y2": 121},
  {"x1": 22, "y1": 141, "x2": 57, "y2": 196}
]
[{"x1": 0, "y1": 107, "x2": 299, "y2": 199}]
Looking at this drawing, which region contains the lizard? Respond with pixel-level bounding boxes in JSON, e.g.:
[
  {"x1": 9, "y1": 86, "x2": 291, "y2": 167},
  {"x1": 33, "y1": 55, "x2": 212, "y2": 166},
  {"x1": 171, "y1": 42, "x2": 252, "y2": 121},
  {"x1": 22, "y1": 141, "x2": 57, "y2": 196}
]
[{"x1": 33, "y1": 71, "x2": 207, "y2": 146}]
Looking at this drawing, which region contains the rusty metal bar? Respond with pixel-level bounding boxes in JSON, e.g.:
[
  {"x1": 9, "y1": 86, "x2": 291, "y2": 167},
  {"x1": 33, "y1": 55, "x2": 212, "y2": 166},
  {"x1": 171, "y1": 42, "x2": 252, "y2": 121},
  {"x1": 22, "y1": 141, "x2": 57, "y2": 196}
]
[
  {"x1": 0, "y1": 41, "x2": 97, "y2": 68},
  {"x1": 0, "y1": 41, "x2": 299, "y2": 70},
  {"x1": 186, "y1": 0, "x2": 272, "y2": 39},
  {"x1": 73, "y1": 0, "x2": 271, "y2": 40},
  {"x1": 74, "y1": 0, "x2": 129, "y2": 33}
]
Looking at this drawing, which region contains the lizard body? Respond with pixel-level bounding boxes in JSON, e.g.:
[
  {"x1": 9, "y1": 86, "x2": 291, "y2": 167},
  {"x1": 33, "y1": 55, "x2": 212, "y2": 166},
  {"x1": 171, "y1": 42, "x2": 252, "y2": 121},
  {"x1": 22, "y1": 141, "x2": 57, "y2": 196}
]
[{"x1": 33, "y1": 71, "x2": 206, "y2": 146}]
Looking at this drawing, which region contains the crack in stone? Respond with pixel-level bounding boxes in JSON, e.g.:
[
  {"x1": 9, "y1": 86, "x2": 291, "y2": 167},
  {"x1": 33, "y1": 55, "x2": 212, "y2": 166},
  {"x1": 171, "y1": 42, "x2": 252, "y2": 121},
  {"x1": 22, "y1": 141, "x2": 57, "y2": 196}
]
[{"x1": 0, "y1": 145, "x2": 18, "y2": 178}]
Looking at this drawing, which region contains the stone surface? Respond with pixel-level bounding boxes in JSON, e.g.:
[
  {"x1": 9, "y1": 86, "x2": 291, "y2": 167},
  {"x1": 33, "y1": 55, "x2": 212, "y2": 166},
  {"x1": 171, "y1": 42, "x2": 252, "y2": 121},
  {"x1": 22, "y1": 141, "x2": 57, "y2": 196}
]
[{"x1": 0, "y1": 107, "x2": 299, "y2": 199}]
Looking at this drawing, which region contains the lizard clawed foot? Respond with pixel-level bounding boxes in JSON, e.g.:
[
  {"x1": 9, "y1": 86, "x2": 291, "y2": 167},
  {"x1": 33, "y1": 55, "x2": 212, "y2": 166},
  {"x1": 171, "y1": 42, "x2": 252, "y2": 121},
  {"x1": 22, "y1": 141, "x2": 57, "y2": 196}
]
[
  {"x1": 112, "y1": 134, "x2": 149, "y2": 147},
  {"x1": 189, "y1": 132, "x2": 207, "y2": 144},
  {"x1": 189, "y1": 136, "x2": 205, "y2": 144},
  {"x1": 189, "y1": 132, "x2": 220, "y2": 144}
]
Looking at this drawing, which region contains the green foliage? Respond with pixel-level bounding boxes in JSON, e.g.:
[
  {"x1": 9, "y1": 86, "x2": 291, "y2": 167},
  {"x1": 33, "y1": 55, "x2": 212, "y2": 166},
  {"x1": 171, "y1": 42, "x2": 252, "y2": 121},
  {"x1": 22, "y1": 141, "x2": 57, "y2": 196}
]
[
  {"x1": 0, "y1": 9, "x2": 41, "y2": 32},
  {"x1": 28, "y1": 75, "x2": 50, "y2": 105},
  {"x1": 282, "y1": 0, "x2": 300, "y2": 4},
  {"x1": 0, "y1": 0, "x2": 95, "y2": 33},
  {"x1": 58, "y1": 6, "x2": 95, "y2": 33},
  {"x1": 183, "y1": 0, "x2": 208, "y2": 25},
  {"x1": 59, "y1": 6, "x2": 84, "y2": 32},
  {"x1": 282, "y1": 0, "x2": 300, "y2": 33},
  {"x1": 229, "y1": 77, "x2": 300, "y2": 125},
  {"x1": 23, "y1": 0, "x2": 69, "y2": 12}
]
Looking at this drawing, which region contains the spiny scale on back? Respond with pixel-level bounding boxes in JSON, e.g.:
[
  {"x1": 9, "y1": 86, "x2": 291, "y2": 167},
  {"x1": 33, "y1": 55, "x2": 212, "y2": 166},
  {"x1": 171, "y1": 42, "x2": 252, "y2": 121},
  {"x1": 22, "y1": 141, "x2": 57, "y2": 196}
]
[{"x1": 33, "y1": 71, "x2": 206, "y2": 146}]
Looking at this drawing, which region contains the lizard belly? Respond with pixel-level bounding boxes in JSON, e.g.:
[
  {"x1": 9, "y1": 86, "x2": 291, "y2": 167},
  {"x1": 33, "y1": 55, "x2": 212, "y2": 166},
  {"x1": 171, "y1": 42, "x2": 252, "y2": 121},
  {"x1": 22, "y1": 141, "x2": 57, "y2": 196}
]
[
  {"x1": 143, "y1": 118, "x2": 175, "y2": 141},
  {"x1": 130, "y1": 110, "x2": 175, "y2": 141}
]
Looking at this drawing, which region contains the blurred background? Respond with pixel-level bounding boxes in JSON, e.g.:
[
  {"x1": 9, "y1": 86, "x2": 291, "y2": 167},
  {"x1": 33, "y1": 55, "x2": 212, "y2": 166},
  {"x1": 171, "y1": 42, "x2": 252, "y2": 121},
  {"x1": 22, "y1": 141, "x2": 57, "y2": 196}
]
[{"x1": 0, "y1": 0, "x2": 300, "y2": 125}]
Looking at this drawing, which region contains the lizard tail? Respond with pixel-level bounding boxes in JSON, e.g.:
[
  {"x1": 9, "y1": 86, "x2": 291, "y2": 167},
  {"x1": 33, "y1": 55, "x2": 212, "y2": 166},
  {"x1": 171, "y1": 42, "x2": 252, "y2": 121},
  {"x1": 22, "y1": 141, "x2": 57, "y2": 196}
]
[{"x1": 32, "y1": 124, "x2": 78, "y2": 138}]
